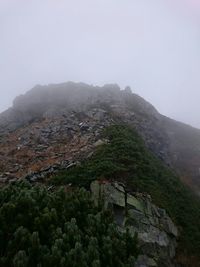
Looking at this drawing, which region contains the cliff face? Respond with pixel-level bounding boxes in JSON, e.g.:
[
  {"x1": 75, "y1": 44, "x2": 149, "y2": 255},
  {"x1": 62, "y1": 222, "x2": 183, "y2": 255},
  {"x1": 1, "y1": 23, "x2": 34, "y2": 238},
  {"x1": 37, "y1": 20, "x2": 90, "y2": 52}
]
[
  {"x1": 91, "y1": 180, "x2": 178, "y2": 267},
  {"x1": 0, "y1": 82, "x2": 200, "y2": 194}
]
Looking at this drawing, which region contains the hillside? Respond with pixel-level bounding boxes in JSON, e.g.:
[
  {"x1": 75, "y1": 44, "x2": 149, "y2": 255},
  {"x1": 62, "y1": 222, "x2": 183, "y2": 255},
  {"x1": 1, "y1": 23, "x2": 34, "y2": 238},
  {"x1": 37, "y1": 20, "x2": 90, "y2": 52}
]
[
  {"x1": 0, "y1": 82, "x2": 200, "y2": 266},
  {"x1": 51, "y1": 125, "x2": 200, "y2": 265},
  {"x1": 0, "y1": 82, "x2": 200, "y2": 195}
]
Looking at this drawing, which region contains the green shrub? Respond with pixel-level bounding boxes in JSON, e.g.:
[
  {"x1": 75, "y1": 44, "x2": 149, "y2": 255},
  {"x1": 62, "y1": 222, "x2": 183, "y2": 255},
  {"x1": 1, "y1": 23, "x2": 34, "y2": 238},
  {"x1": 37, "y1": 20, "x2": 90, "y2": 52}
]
[
  {"x1": 51, "y1": 125, "x2": 200, "y2": 256},
  {"x1": 0, "y1": 181, "x2": 138, "y2": 267}
]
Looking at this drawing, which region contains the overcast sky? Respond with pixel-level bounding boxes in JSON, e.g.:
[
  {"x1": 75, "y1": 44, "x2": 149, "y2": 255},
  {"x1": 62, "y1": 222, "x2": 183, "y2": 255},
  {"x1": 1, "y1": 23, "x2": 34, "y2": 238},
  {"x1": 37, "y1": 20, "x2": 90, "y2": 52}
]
[{"x1": 0, "y1": 0, "x2": 200, "y2": 127}]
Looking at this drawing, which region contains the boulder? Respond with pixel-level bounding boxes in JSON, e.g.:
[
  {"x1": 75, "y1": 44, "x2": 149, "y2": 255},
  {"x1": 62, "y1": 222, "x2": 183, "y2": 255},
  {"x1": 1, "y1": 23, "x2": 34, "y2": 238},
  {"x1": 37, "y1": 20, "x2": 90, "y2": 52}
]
[{"x1": 90, "y1": 180, "x2": 178, "y2": 267}]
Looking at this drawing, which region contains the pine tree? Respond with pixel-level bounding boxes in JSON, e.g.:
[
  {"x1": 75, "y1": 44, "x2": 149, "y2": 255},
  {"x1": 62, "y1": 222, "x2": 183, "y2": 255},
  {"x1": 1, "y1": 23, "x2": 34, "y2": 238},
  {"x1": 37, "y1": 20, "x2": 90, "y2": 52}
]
[{"x1": 13, "y1": 250, "x2": 28, "y2": 267}]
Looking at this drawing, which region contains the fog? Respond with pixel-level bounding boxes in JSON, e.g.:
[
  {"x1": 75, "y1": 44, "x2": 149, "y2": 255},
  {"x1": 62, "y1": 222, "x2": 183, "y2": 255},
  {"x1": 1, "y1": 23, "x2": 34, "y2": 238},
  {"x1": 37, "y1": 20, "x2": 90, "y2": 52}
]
[{"x1": 0, "y1": 0, "x2": 200, "y2": 127}]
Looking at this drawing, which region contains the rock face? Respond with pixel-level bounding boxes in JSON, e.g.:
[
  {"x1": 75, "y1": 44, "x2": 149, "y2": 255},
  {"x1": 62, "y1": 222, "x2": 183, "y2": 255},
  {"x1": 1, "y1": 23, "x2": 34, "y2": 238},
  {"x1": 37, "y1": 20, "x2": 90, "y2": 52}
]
[
  {"x1": 91, "y1": 180, "x2": 178, "y2": 267},
  {"x1": 0, "y1": 82, "x2": 200, "y2": 194}
]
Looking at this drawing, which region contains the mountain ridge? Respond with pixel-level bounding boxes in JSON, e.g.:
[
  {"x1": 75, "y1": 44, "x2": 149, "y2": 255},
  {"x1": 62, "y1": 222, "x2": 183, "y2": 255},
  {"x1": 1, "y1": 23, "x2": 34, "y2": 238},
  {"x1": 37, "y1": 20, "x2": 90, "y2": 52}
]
[{"x1": 0, "y1": 82, "x2": 200, "y2": 194}]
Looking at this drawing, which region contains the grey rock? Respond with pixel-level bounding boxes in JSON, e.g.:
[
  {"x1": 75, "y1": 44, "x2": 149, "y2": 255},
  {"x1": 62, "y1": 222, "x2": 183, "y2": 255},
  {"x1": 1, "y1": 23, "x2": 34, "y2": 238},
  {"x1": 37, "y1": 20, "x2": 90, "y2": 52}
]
[
  {"x1": 135, "y1": 255, "x2": 157, "y2": 267},
  {"x1": 90, "y1": 180, "x2": 178, "y2": 267}
]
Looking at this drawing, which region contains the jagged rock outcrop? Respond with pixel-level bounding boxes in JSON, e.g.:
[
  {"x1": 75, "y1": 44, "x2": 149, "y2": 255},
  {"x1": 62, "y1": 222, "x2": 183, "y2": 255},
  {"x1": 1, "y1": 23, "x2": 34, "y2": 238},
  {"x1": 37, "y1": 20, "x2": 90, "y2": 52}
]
[
  {"x1": 0, "y1": 82, "x2": 200, "y2": 194},
  {"x1": 0, "y1": 82, "x2": 168, "y2": 184},
  {"x1": 91, "y1": 180, "x2": 178, "y2": 267}
]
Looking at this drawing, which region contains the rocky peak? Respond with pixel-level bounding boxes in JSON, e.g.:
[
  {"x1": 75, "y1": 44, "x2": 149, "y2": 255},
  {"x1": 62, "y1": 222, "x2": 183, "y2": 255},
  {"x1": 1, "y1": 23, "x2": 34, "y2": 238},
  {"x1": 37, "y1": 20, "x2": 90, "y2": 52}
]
[
  {"x1": 12, "y1": 82, "x2": 121, "y2": 113},
  {"x1": 0, "y1": 82, "x2": 161, "y2": 149},
  {"x1": 1, "y1": 81, "x2": 200, "y2": 194},
  {"x1": 124, "y1": 86, "x2": 132, "y2": 94}
]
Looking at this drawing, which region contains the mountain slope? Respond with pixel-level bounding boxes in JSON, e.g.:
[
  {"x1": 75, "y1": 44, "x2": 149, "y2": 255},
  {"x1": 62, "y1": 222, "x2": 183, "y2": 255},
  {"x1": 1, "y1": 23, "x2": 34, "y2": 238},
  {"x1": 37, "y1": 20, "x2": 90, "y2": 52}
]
[
  {"x1": 0, "y1": 82, "x2": 200, "y2": 266},
  {"x1": 0, "y1": 82, "x2": 200, "y2": 195},
  {"x1": 51, "y1": 125, "x2": 200, "y2": 265}
]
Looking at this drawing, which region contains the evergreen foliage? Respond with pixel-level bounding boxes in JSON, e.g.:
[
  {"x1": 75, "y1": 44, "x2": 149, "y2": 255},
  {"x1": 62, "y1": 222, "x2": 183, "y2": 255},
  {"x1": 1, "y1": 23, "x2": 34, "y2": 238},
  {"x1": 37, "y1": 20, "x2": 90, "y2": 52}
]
[
  {"x1": 52, "y1": 125, "x2": 200, "y2": 257},
  {"x1": 0, "y1": 181, "x2": 138, "y2": 267}
]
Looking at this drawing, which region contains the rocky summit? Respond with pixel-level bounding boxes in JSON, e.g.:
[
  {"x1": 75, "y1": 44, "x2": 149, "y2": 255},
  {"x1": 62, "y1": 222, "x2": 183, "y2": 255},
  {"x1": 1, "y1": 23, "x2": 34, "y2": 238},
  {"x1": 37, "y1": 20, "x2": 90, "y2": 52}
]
[{"x1": 0, "y1": 82, "x2": 200, "y2": 195}]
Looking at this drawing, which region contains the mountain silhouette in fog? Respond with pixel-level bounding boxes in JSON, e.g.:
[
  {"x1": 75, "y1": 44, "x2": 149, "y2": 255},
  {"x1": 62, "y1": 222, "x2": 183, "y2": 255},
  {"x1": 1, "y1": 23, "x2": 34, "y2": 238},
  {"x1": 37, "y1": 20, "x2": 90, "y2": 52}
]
[{"x1": 0, "y1": 81, "x2": 200, "y2": 194}]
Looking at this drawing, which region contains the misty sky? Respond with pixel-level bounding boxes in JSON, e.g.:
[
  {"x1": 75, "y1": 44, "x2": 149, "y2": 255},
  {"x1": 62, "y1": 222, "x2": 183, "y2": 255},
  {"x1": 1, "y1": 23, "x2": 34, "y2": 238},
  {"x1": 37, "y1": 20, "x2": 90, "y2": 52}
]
[{"x1": 0, "y1": 0, "x2": 200, "y2": 127}]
